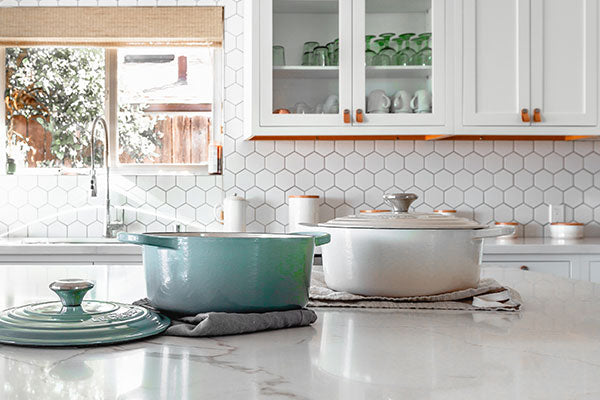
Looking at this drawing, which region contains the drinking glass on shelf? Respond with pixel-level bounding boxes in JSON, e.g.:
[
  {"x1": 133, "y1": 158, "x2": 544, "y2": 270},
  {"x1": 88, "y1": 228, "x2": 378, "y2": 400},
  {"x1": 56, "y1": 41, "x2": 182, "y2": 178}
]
[
  {"x1": 379, "y1": 32, "x2": 396, "y2": 50},
  {"x1": 303, "y1": 41, "x2": 319, "y2": 53},
  {"x1": 312, "y1": 46, "x2": 330, "y2": 66},
  {"x1": 416, "y1": 32, "x2": 432, "y2": 66},
  {"x1": 273, "y1": 45, "x2": 285, "y2": 66},
  {"x1": 331, "y1": 49, "x2": 339, "y2": 66},
  {"x1": 302, "y1": 51, "x2": 313, "y2": 66},
  {"x1": 392, "y1": 33, "x2": 416, "y2": 66},
  {"x1": 326, "y1": 41, "x2": 336, "y2": 63},
  {"x1": 365, "y1": 35, "x2": 377, "y2": 66},
  {"x1": 409, "y1": 37, "x2": 425, "y2": 65},
  {"x1": 373, "y1": 39, "x2": 393, "y2": 66}
]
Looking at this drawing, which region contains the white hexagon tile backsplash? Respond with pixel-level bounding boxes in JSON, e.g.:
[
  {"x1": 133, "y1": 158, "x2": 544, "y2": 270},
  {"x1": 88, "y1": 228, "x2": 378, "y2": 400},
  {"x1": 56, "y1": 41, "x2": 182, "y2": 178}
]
[{"x1": 0, "y1": 0, "x2": 599, "y2": 238}]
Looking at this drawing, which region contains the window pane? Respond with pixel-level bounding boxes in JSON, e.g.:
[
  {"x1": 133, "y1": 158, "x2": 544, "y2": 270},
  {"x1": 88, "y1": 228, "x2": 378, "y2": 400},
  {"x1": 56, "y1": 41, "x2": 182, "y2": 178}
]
[
  {"x1": 4, "y1": 47, "x2": 105, "y2": 169},
  {"x1": 117, "y1": 47, "x2": 213, "y2": 165}
]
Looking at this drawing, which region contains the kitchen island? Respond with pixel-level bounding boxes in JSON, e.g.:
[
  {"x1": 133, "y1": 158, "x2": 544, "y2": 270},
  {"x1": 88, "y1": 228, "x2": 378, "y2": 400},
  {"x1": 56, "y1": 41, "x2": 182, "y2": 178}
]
[{"x1": 1, "y1": 264, "x2": 599, "y2": 399}]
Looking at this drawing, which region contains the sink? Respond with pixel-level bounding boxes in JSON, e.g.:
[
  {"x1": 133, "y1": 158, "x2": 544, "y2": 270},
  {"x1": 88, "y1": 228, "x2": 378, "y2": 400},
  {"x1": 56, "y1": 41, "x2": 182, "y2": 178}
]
[{"x1": 19, "y1": 238, "x2": 123, "y2": 245}]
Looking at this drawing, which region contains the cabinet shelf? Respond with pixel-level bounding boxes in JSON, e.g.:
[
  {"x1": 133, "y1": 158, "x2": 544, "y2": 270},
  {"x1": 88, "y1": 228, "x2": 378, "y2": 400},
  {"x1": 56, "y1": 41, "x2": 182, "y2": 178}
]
[
  {"x1": 272, "y1": 65, "x2": 431, "y2": 79},
  {"x1": 366, "y1": 65, "x2": 431, "y2": 79},
  {"x1": 273, "y1": 66, "x2": 339, "y2": 79}
]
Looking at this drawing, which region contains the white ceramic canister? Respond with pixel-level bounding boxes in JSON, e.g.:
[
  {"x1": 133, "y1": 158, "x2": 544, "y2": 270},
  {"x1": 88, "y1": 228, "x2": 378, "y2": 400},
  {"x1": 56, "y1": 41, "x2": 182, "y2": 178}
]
[
  {"x1": 214, "y1": 194, "x2": 247, "y2": 232},
  {"x1": 549, "y1": 222, "x2": 584, "y2": 239},
  {"x1": 288, "y1": 195, "x2": 320, "y2": 232}
]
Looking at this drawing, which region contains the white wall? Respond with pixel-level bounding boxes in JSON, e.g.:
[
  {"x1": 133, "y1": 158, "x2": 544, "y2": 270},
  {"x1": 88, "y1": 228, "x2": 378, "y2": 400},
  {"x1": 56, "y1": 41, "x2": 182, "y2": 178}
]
[{"x1": 0, "y1": 0, "x2": 598, "y2": 238}]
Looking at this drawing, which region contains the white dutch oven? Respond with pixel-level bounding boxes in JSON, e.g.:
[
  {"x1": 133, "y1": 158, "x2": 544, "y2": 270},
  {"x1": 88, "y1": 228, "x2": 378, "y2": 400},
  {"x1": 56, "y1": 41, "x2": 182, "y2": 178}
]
[{"x1": 304, "y1": 193, "x2": 514, "y2": 297}]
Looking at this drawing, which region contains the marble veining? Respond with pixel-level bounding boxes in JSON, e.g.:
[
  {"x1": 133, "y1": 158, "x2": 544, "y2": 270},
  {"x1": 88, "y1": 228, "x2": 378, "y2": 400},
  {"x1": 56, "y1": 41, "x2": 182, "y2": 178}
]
[{"x1": 1, "y1": 265, "x2": 600, "y2": 399}]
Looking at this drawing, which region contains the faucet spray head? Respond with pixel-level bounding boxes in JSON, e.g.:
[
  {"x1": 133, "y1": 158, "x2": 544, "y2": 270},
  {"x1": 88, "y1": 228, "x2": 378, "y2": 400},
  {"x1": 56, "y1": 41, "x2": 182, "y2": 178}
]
[{"x1": 90, "y1": 172, "x2": 97, "y2": 197}]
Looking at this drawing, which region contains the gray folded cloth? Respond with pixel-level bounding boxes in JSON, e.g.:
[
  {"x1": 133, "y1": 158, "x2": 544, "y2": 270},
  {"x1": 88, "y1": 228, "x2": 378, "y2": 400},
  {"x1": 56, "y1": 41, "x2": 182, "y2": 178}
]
[
  {"x1": 308, "y1": 265, "x2": 521, "y2": 312},
  {"x1": 133, "y1": 299, "x2": 317, "y2": 337}
]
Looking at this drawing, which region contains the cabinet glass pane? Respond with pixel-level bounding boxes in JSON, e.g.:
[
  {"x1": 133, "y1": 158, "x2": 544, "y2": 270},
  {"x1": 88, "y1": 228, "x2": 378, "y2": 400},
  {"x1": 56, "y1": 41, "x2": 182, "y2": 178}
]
[
  {"x1": 364, "y1": 0, "x2": 433, "y2": 115},
  {"x1": 272, "y1": 0, "x2": 340, "y2": 115}
]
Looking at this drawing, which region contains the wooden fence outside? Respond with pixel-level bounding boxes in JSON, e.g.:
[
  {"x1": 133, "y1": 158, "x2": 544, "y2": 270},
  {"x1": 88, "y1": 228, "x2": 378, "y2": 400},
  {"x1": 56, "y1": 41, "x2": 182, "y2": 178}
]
[{"x1": 9, "y1": 114, "x2": 210, "y2": 167}]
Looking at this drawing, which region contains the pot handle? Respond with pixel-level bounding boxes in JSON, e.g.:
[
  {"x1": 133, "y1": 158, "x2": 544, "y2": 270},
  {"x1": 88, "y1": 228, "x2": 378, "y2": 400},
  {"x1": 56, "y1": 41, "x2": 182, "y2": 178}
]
[
  {"x1": 117, "y1": 232, "x2": 179, "y2": 249},
  {"x1": 471, "y1": 226, "x2": 514, "y2": 239},
  {"x1": 291, "y1": 232, "x2": 331, "y2": 246}
]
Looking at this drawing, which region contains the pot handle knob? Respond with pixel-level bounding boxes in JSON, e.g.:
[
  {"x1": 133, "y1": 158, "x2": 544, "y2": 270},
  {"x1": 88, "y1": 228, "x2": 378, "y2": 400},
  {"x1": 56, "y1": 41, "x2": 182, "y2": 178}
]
[
  {"x1": 383, "y1": 193, "x2": 418, "y2": 213},
  {"x1": 49, "y1": 279, "x2": 94, "y2": 307}
]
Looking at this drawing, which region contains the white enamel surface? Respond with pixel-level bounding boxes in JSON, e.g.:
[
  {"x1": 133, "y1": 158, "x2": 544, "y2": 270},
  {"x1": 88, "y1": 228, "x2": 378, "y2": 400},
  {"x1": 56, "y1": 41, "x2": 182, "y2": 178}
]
[
  {"x1": 1, "y1": 264, "x2": 600, "y2": 399},
  {"x1": 320, "y1": 211, "x2": 486, "y2": 229},
  {"x1": 318, "y1": 227, "x2": 485, "y2": 296}
]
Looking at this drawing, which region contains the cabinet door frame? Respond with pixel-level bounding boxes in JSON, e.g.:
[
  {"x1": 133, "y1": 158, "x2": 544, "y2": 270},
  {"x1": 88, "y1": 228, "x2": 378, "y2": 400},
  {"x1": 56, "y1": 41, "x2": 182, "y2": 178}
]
[
  {"x1": 351, "y1": 0, "x2": 446, "y2": 127},
  {"x1": 530, "y1": 0, "x2": 598, "y2": 127},
  {"x1": 257, "y1": 0, "x2": 353, "y2": 128},
  {"x1": 461, "y1": 0, "x2": 531, "y2": 127}
]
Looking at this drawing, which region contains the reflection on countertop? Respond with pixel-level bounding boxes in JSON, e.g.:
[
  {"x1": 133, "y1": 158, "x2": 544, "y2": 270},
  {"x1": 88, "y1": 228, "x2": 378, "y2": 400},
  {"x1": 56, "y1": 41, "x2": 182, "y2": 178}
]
[{"x1": 1, "y1": 264, "x2": 600, "y2": 399}]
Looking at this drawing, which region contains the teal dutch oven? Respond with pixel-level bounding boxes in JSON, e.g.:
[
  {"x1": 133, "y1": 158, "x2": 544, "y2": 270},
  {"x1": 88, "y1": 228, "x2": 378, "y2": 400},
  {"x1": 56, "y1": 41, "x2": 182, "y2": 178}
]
[{"x1": 118, "y1": 231, "x2": 330, "y2": 314}]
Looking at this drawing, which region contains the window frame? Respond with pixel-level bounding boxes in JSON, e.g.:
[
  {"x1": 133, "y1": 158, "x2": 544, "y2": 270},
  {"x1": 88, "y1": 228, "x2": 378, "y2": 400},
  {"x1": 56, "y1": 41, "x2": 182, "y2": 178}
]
[{"x1": 0, "y1": 46, "x2": 223, "y2": 176}]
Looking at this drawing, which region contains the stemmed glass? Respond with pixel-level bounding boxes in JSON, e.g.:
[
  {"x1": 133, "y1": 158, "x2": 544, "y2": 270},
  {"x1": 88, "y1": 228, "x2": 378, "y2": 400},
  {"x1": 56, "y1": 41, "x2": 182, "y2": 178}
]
[
  {"x1": 409, "y1": 36, "x2": 425, "y2": 65},
  {"x1": 392, "y1": 33, "x2": 415, "y2": 66},
  {"x1": 416, "y1": 32, "x2": 432, "y2": 66},
  {"x1": 379, "y1": 32, "x2": 396, "y2": 50},
  {"x1": 373, "y1": 38, "x2": 395, "y2": 66},
  {"x1": 365, "y1": 35, "x2": 377, "y2": 66}
]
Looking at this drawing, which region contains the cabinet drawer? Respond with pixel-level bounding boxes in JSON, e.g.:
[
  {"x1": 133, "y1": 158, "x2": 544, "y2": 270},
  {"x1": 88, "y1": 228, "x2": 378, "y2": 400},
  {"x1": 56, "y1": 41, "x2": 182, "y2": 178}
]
[
  {"x1": 588, "y1": 262, "x2": 600, "y2": 283},
  {"x1": 483, "y1": 261, "x2": 572, "y2": 279}
]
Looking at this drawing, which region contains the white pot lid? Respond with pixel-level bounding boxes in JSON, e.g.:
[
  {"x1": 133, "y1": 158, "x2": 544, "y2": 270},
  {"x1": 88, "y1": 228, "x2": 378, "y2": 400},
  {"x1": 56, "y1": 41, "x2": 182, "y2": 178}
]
[{"x1": 318, "y1": 193, "x2": 486, "y2": 230}]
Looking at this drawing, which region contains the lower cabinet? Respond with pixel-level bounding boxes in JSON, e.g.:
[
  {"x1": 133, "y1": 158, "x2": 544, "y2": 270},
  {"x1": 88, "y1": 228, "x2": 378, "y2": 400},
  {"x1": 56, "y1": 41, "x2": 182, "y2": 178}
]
[{"x1": 483, "y1": 254, "x2": 600, "y2": 281}]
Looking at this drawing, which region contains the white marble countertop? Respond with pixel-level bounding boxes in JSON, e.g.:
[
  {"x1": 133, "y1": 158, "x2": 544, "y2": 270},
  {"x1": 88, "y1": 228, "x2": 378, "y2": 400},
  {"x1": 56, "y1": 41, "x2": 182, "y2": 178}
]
[
  {"x1": 1, "y1": 263, "x2": 600, "y2": 399},
  {"x1": 1, "y1": 236, "x2": 599, "y2": 258}
]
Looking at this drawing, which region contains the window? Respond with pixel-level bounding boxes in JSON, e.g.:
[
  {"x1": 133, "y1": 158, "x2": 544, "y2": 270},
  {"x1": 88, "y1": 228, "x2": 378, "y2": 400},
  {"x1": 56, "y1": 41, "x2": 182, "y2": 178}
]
[
  {"x1": 1, "y1": 45, "x2": 221, "y2": 174},
  {"x1": 117, "y1": 47, "x2": 215, "y2": 166}
]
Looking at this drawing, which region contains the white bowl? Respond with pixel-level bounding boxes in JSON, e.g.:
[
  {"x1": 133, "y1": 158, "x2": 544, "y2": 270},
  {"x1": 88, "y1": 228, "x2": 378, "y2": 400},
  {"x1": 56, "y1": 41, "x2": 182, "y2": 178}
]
[{"x1": 549, "y1": 223, "x2": 584, "y2": 239}]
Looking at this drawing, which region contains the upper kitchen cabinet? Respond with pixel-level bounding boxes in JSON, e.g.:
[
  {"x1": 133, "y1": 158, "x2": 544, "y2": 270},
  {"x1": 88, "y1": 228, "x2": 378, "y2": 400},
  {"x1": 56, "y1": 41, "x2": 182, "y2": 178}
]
[
  {"x1": 244, "y1": 0, "x2": 452, "y2": 139},
  {"x1": 457, "y1": 0, "x2": 599, "y2": 134}
]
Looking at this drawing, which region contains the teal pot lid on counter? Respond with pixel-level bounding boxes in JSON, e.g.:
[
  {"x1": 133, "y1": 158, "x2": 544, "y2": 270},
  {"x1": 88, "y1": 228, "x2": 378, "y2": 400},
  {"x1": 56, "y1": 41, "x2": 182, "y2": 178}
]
[{"x1": 0, "y1": 279, "x2": 170, "y2": 347}]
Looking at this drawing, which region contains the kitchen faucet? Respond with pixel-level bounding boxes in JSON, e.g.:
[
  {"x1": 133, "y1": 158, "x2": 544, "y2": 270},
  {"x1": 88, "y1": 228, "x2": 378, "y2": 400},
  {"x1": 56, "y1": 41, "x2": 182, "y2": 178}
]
[{"x1": 90, "y1": 116, "x2": 124, "y2": 238}]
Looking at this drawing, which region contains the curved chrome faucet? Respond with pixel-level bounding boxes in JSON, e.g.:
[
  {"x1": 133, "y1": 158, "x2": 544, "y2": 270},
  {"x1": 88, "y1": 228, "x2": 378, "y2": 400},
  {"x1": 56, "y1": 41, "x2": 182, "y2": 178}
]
[{"x1": 90, "y1": 116, "x2": 124, "y2": 238}]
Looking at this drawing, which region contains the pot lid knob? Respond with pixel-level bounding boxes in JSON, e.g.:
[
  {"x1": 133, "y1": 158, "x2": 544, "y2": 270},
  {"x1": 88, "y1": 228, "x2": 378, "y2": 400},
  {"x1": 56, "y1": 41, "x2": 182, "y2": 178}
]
[
  {"x1": 49, "y1": 279, "x2": 94, "y2": 307},
  {"x1": 383, "y1": 193, "x2": 418, "y2": 213}
]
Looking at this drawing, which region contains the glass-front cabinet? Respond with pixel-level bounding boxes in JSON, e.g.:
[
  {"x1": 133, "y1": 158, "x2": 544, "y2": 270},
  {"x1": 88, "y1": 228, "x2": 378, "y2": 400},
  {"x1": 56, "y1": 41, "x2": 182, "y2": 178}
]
[{"x1": 245, "y1": 0, "x2": 448, "y2": 138}]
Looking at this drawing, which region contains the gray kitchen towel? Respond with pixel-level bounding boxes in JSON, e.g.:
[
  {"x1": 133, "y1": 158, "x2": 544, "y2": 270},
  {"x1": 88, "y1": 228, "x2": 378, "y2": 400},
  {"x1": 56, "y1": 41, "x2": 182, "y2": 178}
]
[
  {"x1": 133, "y1": 299, "x2": 317, "y2": 337},
  {"x1": 308, "y1": 265, "x2": 521, "y2": 312}
]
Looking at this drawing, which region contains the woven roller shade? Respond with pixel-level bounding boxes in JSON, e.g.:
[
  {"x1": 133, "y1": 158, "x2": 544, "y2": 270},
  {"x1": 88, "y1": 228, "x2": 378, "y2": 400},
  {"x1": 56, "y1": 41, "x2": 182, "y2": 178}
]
[{"x1": 0, "y1": 7, "x2": 223, "y2": 47}]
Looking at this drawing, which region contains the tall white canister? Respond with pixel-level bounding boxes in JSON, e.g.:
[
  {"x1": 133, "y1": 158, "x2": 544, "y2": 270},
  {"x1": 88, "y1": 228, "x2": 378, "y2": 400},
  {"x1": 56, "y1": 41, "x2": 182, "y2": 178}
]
[
  {"x1": 214, "y1": 194, "x2": 247, "y2": 232},
  {"x1": 288, "y1": 195, "x2": 320, "y2": 232}
]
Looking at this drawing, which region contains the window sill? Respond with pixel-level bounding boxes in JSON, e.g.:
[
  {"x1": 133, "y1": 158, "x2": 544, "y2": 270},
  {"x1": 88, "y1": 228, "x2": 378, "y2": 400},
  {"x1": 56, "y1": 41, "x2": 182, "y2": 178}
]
[{"x1": 0, "y1": 164, "x2": 216, "y2": 177}]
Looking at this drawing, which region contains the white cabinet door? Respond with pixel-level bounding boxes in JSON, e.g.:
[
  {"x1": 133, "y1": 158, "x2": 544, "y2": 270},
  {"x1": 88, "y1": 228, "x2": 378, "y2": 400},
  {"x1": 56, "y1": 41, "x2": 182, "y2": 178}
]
[
  {"x1": 462, "y1": 0, "x2": 531, "y2": 126},
  {"x1": 577, "y1": 257, "x2": 600, "y2": 282},
  {"x1": 351, "y1": 0, "x2": 446, "y2": 127},
  {"x1": 530, "y1": 0, "x2": 598, "y2": 126},
  {"x1": 257, "y1": 0, "x2": 353, "y2": 128}
]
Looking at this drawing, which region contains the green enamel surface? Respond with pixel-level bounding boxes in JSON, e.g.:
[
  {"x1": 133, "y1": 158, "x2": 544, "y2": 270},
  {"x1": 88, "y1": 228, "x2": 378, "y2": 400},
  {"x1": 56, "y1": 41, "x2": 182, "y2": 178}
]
[
  {"x1": 0, "y1": 283, "x2": 170, "y2": 347},
  {"x1": 121, "y1": 232, "x2": 330, "y2": 314}
]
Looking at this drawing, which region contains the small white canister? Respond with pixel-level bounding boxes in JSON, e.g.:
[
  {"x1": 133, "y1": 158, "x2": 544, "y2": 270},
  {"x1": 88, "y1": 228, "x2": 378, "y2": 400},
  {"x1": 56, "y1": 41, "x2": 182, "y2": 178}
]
[
  {"x1": 288, "y1": 195, "x2": 320, "y2": 232},
  {"x1": 549, "y1": 222, "x2": 584, "y2": 239},
  {"x1": 214, "y1": 194, "x2": 247, "y2": 232}
]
